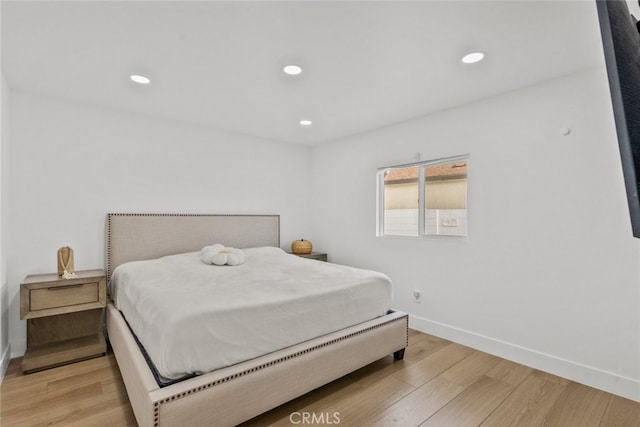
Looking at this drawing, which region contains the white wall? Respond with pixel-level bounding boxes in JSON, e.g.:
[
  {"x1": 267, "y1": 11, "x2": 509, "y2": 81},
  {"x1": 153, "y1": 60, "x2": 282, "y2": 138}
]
[
  {"x1": 0, "y1": 0, "x2": 9, "y2": 383},
  {"x1": 7, "y1": 91, "x2": 312, "y2": 357},
  {"x1": 310, "y1": 67, "x2": 640, "y2": 401},
  {"x1": 0, "y1": 71, "x2": 11, "y2": 381}
]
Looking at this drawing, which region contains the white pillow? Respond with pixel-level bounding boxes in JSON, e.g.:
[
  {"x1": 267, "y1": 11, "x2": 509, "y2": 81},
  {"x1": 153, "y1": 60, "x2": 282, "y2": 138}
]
[{"x1": 200, "y1": 244, "x2": 245, "y2": 266}]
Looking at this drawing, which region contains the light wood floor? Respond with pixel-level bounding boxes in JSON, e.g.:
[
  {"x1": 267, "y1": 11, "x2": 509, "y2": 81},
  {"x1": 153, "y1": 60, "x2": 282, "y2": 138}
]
[{"x1": 1, "y1": 329, "x2": 638, "y2": 426}]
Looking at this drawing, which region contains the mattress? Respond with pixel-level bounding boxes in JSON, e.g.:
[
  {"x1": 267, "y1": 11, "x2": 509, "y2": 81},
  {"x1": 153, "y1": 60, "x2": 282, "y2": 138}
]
[{"x1": 109, "y1": 247, "x2": 392, "y2": 380}]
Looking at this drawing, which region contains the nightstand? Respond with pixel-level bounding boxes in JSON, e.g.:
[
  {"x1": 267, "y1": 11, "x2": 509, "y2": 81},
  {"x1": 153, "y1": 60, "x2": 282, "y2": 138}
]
[
  {"x1": 292, "y1": 252, "x2": 328, "y2": 262},
  {"x1": 20, "y1": 269, "x2": 107, "y2": 373}
]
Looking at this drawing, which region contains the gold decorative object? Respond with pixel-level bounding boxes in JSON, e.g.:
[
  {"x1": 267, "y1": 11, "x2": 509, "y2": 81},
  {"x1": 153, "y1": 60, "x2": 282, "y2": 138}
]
[
  {"x1": 291, "y1": 239, "x2": 313, "y2": 255},
  {"x1": 57, "y1": 246, "x2": 77, "y2": 279}
]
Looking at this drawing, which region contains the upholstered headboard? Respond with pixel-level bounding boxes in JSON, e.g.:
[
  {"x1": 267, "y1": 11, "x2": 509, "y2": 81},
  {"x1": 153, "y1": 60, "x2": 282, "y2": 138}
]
[{"x1": 106, "y1": 213, "x2": 280, "y2": 280}]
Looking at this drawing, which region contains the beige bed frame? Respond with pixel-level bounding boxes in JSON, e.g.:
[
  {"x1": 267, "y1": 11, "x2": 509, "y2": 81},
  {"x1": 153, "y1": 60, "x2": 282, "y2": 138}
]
[{"x1": 106, "y1": 213, "x2": 408, "y2": 427}]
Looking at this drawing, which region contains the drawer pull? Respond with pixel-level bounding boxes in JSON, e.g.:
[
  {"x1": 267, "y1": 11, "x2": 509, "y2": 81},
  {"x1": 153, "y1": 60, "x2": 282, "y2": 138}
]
[{"x1": 48, "y1": 284, "x2": 83, "y2": 290}]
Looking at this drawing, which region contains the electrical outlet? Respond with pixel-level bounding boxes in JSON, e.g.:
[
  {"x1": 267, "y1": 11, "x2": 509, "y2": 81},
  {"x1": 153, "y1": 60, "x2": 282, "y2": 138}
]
[{"x1": 413, "y1": 289, "x2": 421, "y2": 303}]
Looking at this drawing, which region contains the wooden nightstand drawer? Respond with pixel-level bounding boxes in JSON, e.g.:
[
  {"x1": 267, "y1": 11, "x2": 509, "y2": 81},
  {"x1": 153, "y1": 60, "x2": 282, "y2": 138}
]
[
  {"x1": 20, "y1": 270, "x2": 106, "y2": 319},
  {"x1": 291, "y1": 252, "x2": 328, "y2": 262},
  {"x1": 30, "y1": 282, "x2": 99, "y2": 311}
]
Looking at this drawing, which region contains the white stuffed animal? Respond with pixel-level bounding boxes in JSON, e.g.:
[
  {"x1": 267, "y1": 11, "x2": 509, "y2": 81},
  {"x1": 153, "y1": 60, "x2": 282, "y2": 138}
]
[{"x1": 201, "y1": 244, "x2": 245, "y2": 266}]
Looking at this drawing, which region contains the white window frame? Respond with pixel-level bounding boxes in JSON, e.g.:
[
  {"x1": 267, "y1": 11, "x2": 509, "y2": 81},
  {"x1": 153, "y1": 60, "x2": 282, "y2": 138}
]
[{"x1": 376, "y1": 154, "x2": 469, "y2": 237}]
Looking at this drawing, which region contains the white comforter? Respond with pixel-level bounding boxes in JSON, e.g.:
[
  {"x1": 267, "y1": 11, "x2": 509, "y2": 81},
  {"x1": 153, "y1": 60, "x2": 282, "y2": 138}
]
[{"x1": 110, "y1": 247, "x2": 392, "y2": 380}]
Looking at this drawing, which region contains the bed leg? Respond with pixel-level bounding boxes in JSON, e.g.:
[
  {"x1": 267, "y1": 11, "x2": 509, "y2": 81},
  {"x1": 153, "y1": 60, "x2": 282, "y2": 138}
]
[{"x1": 393, "y1": 348, "x2": 405, "y2": 361}]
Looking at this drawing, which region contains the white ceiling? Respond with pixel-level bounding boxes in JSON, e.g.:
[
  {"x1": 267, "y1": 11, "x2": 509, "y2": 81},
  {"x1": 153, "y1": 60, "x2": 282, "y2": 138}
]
[{"x1": 2, "y1": 0, "x2": 604, "y2": 145}]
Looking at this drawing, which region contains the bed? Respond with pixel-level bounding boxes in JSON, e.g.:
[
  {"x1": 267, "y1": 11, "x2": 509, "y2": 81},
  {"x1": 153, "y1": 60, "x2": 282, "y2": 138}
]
[{"x1": 105, "y1": 213, "x2": 408, "y2": 427}]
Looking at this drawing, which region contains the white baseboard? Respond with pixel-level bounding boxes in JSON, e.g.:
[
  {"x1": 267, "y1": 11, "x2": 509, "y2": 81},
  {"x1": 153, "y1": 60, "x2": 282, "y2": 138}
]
[
  {"x1": 0, "y1": 343, "x2": 10, "y2": 384},
  {"x1": 409, "y1": 314, "x2": 640, "y2": 402}
]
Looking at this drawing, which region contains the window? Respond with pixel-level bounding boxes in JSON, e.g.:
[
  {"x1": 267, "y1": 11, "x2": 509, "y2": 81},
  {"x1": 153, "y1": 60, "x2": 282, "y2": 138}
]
[{"x1": 377, "y1": 155, "x2": 468, "y2": 237}]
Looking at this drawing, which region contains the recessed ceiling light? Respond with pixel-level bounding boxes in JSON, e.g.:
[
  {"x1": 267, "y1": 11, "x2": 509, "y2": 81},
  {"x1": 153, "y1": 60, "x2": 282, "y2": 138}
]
[
  {"x1": 283, "y1": 65, "x2": 303, "y2": 75},
  {"x1": 299, "y1": 119, "x2": 312, "y2": 126},
  {"x1": 130, "y1": 74, "x2": 151, "y2": 84},
  {"x1": 461, "y1": 51, "x2": 486, "y2": 64}
]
